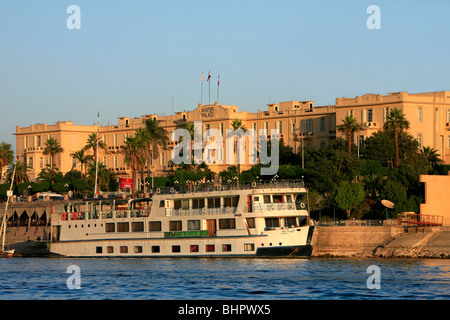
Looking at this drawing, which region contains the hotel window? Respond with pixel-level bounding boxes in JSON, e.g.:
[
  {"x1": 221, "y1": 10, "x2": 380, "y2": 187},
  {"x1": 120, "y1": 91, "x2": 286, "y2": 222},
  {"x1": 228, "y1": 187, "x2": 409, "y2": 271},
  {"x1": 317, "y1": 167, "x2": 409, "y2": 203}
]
[
  {"x1": 72, "y1": 135, "x2": 77, "y2": 147},
  {"x1": 40, "y1": 157, "x2": 44, "y2": 169},
  {"x1": 102, "y1": 157, "x2": 107, "y2": 166},
  {"x1": 417, "y1": 133, "x2": 423, "y2": 148},
  {"x1": 306, "y1": 119, "x2": 312, "y2": 133},
  {"x1": 384, "y1": 107, "x2": 390, "y2": 122},
  {"x1": 320, "y1": 117, "x2": 326, "y2": 132},
  {"x1": 264, "y1": 122, "x2": 269, "y2": 133},
  {"x1": 24, "y1": 137, "x2": 28, "y2": 149},
  {"x1": 36, "y1": 135, "x2": 41, "y2": 147},
  {"x1": 347, "y1": 110, "x2": 354, "y2": 117},
  {"x1": 291, "y1": 121, "x2": 296, "y2": 133},
  {"x1": 367, "y1": 109, "x2": 373, "y2": 122},
  {"x1": 160, "y1": 152, "x2": 165, "y2": 166},
  {"x1": 149, "y1": 221, "x2": 161, "y2": 232},
  {"x1": 220, "y1": 123, "x2": 224, "y2": 136},
  {"x1": 418, "y1": 107, "x2": 423, "y2": 122},
  {"x1": 447, "y1": 109, "x2": 450, "y2": 123},
  {"x1": 28, "y1": 157, "x2": 34, "y2": 169},
  {"x1": 252, "y1": 122, "x2": 256, "y2": 132},
  {"x1": 276, "y1": 121, "x2": 282, "y2": 134},
  {"x1": 113, "y1": 134, "x2": 118, "y2": 146},
  {"x1": 114, "y1": 156, "x2": 118, "y2": 168},
  {"x1": 447, "y1": 135, "x2": 450, "y2": 149},
  {"x1": 361, "y1": 109, "x2": 366, "y2": 123}
]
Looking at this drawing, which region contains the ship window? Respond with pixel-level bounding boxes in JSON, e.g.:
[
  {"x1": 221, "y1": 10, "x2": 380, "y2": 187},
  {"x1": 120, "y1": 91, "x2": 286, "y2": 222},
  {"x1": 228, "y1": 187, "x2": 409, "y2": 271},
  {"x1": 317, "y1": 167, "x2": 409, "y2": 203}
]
[
  {"x1": 208, "y1": 197, "x2": 221, "y2": 208},
  {"x1": 159, "y1": 200, "x2": 165, "y2": 207},
  {"x1": 117, "y1": 222, "x2": 130, "y2": 232},
  {"x1": 131, "y1": 222, "x2": 144, "y2": 232},
  {"x1": 222, "y1": 244, "x2": 232, "y2": 252},
  {"x1": 285, "y1": 195, "x2": 293, "y2": 203},
  {"x1": 105, "y1": 223, "x2": 115, "y2": 233},
  {"x1": 172, "y1": 245, "x2": 181, "y2": 253},
  {"x1": 187, "y1": 220, "x2": 200, "y2": 231},
  {"x1": 223, "y1": 196, "x2": 239, "y2": 207},
  {"x1": 96, "y1": 246, "x2": 102, "y2": 254},
  {"x1": 190, "y1": 245, "x2": 199, "y2": 252},
  {"x1": 284, "y1": 217, "x2": 298, "y2": 227},
  {"x1": 206, "y1": 245, "x2": 215, "y2": 252},
  {"x1": 219, "y1": 218, "x2": 236, "y2": 229},
  {"x1": 244, "y1": 243, "x2": 255, "y2": 251},
  {"x1": 263, "y1": 195, "x2": 271, "y2": 203},
  {"x1": 265, "y1": 218, "x2": 280, "y2": 228},
  {"x1": 169, "y1": 220, "x2": 182, "y2": 231},
  {"x1": 253, "y1": 196, "x2": 259, "y2": 201},
  {"x1": 149, "y1": 221, "x2": 161, "y2": 231},
  {"x1": 120, "y1": 246, "x2": 128, "y2": 253},
  {"x1": 152, "y1": 246, "x2": 160, "y2": 253},
  {"x1": 174, "y1": 200, "x2": 182, "y2": 209},
  {"x1": 107, "y1": 246, "x2": 114, "y2": 253},
  {"x1": 134, "y1": 246, "x2": 143, "y2": 253},
  {"x1": 273, "y1": 195, "x2": 283, "y2": 203},
  {"x1": 246, "y1": 218, "x2": 255, "y2": 228},
  {"x1": 192, "y1": 198, "x2": 205, "y2": 209}
]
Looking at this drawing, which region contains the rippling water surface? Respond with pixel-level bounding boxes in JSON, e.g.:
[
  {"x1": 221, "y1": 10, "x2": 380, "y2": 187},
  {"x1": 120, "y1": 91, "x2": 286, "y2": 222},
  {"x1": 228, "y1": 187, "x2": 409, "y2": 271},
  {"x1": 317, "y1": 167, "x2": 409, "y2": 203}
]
[{"x1": 0, "y1": 258, "x2": 449, "y2": 300}]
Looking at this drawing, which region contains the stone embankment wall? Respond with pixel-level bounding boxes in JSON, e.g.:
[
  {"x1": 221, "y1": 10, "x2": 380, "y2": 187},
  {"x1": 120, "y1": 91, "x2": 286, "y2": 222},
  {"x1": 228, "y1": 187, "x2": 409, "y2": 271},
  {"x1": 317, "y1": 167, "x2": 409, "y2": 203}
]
[{"x1": 311, "y1": 226, "x2": 450, "y2": 259}]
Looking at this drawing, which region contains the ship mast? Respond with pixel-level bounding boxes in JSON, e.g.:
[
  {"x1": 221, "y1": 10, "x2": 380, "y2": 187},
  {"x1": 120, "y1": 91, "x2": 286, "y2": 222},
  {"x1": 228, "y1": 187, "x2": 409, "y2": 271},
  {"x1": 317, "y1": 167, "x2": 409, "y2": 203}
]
[{"x1": 1, "y1": 162, "x2": 16, "y2": 252}]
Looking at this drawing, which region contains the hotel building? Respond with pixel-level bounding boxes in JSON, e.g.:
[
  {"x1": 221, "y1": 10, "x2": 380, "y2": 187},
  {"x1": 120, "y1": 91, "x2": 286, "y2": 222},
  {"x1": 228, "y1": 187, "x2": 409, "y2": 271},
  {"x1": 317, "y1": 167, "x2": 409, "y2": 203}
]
[{"x1": 14, "y1": 90, "x2": 450, "y2": 186}]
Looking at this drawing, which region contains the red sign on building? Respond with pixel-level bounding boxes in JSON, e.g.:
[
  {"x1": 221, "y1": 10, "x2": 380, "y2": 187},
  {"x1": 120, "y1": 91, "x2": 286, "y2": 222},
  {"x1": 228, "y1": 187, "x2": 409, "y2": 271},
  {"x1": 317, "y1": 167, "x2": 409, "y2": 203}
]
[{"x1": 119, "y1": 178, "x2": 133, "y2": 189}]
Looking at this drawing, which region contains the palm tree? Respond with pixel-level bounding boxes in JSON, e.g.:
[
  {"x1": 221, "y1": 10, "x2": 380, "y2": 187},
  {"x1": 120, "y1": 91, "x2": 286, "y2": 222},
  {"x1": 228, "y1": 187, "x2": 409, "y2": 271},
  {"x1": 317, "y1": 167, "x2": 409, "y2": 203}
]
[
  {"x1": 43, "y1": 137, "x2": 64, "y2": 186},
  {"x1": 421, "y1": 146, "x2": 443, "y2": 168},
  {"x1": 0, "y1": 142, "x2": 14, "y2": 183},
  {"x1": 383, "y1": 108, "x2": 410, "y2": 168},
  {"x1": 229, "y1": 119, "x2": 247, "y2": 179},
  {"x1": 84, "y1": 133, "x2": 107, "y2": 164},
  {"x1": 121, "y1": 135, "x2": 143, "y2": 197},
  {"x1": 143, "y1": 118, "x2": 168, "y2": 190},
  {"x1": 71, "y1": 149, "x2": 94, "y2": 178},
  {"x1": 6, "y1": 161, "x2": 30, "y2": 184},
  {"x1": 87, "y1": 161, "x2": 112, "y2": 192},
  {"x1": 185, "y1": 122, "x2": 201, "y2": 169},
  {"x1": 337, "y1": 115, "x2": 362, "y2": 154}
]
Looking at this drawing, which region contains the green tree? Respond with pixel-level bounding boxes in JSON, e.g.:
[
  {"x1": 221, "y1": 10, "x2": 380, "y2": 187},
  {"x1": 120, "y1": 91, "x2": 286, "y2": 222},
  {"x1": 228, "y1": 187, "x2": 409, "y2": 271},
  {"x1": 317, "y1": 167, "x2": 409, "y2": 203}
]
[
  {"x1": 71, "y1": 149, "x2": 93, "y2": 178},
  {"x1": 42, "y1": 137, "x2": 64, "y2": 186},
  {"x1": 84, "y1": 133, "x2": 107, "y2": 162},
  {"x1": 421, "y1": 146, "x2": 443, "y2": 171},
  {"x1": 336, "y1": 115, "x2": 362, "y2": 154},
  {"x1": 0, "y1": 142, "x2": 14, "y2": 183},
  {"x1": 383, "y1": 108, "x2": 410, "y2": 168},
  {"x1": 142, "y1": 118, "x2": 169, "y2": 189},
  {"x1": 229, "y1": 119, "x2": 247, "y2": 179},
  {"x1": 335, "y1": 181, "x2": 366, "y2": 218},
  {"x1": 6, "y1": 161, "x2": 30, "y2": 185}
]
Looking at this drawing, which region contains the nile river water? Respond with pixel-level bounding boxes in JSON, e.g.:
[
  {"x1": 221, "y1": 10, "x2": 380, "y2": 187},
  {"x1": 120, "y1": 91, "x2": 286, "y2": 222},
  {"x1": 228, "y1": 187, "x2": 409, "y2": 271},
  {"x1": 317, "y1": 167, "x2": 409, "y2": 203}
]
[{"x1": 0, "y1": 258, "x2": 448, "y2": 300}]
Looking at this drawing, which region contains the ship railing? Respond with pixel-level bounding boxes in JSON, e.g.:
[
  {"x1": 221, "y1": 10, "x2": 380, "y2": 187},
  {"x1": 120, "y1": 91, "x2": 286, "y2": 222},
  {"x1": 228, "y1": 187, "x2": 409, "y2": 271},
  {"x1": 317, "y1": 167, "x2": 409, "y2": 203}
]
[
  {"x1": 154, "y1": 180, "x2": 306, "y2": 196},
  {"x1": 165, "y1": 206, "x2": 237, "y2": 217},
  {"x1": 59, "y1": 209, "x2": 151, "y2": 221},
  {"x1": 251, "y1": 202, "x2": 298, "y2": 212}
]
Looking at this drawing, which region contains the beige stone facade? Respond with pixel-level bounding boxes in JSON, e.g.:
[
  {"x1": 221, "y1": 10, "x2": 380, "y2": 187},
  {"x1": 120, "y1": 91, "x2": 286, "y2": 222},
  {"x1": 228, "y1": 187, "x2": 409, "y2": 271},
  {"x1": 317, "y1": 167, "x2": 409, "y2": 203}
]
[
  {"x1": 335, "y1": 91, "x2": 450, "y2": 163},
  {"x1": 420, "y1": 174, "x2": 450, "y2": 226},
  {"x1": 13, "y1": 90, "x2": 450, "y2": 184}
]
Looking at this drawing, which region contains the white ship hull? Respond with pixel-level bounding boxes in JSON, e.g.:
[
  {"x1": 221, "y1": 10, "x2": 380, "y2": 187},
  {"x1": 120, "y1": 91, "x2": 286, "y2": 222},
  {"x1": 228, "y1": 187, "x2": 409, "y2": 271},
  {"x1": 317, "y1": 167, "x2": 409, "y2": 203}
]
[{"x1": 50, "y1": 182, "x2": 314, "y2": 258}]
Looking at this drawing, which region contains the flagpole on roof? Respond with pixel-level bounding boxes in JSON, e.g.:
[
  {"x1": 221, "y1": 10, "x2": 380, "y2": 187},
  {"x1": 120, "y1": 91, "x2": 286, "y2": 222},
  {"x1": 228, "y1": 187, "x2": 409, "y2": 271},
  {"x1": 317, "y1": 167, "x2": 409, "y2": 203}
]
[
  {"x1": 201, "y1": 72, "x2": 204, "y2": 104},
  {"x1": 207, "y1": 70, "x2": 211, "y2": 105},
  {"x1": 217, "y1": 74, "x2": 220, "y2": 104}
]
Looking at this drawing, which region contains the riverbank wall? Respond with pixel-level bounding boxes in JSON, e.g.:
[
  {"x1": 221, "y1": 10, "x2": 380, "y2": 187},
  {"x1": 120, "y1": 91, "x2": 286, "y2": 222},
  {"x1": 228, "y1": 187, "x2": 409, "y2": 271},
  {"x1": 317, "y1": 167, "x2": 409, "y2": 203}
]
[{"x1": 311, "y1": 225, "x2": 450, "y2": 259}]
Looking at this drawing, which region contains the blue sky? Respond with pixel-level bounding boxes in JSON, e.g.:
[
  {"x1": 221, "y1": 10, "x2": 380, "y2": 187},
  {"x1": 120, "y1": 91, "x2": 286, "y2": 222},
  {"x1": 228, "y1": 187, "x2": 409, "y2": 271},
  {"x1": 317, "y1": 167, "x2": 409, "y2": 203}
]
[{"x1": 1, "y1": 0, "x2": 450, "y2": 152}]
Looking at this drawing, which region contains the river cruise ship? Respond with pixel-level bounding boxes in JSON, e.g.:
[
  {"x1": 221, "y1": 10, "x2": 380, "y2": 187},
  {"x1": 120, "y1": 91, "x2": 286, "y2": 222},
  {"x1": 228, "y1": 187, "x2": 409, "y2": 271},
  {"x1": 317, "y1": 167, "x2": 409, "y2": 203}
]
[{"x1": 50, "y1": 181, "x2": 314, "y2": 257}]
